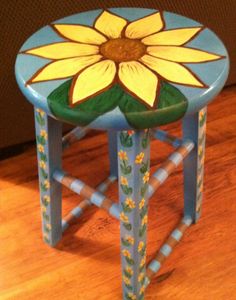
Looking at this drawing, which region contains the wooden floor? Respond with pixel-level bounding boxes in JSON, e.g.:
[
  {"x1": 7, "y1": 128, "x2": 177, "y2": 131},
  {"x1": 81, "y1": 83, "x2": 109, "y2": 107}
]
[{"x1": 1, "y1": 86, "x2": 236, "y2": 300}]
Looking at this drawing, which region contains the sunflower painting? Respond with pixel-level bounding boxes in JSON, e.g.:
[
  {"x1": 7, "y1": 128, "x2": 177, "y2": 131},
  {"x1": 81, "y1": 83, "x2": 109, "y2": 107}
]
[{"x1": 21, "y1": 10, "x2": 225, "y2": 128}]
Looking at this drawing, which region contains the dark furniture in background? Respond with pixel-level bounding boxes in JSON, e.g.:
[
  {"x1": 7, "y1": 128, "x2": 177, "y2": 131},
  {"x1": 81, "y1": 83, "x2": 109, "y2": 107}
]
[{"x1": 1, "y1": 0, "x2": 235, "y2": 149}]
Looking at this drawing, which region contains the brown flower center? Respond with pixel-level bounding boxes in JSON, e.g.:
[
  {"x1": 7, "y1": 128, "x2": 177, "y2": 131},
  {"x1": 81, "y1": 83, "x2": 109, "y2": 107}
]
[{"x1": 100, "y1": 38, "x2": 146, "y2": 62}]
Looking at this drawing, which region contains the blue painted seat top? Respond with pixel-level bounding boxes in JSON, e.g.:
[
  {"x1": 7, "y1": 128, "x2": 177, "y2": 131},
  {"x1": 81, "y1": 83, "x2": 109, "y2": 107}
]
[{"x1": 15, "y1": 7, "x2": 229, "y2": 130}]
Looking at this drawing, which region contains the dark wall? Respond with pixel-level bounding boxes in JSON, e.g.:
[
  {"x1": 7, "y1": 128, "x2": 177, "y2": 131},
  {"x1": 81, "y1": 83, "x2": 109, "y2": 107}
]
[{"x1": 1, "y1": 0, "x2": 235, "y2": 148}]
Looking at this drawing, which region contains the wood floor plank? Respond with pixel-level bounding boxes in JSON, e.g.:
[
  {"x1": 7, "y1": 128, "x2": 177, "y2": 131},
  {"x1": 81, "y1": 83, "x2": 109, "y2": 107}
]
[{"x1": 0, "y1": 86, "x2": 236, "y2": 299}]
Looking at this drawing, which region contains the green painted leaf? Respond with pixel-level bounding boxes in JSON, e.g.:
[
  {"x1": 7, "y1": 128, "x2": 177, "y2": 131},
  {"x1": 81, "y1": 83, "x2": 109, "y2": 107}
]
[
  {"x1": 140, "y1": 184, "x2": 148, "y2": 197},
  {"x1": 47, "y1": 80, "x2": 122, "y2": 126},
  {"x1": 125, "y1": 284, "x2": 133, "y2": 291},
  {"x1": 122, "y1": 202, "x2": 133, "y2": 213},
  {"x1": 140, "y1": 277, "x2": 145, "y2": 285},
  {"x1": 125, "y1": 257, "x2": 135, "y2": 265},
  {"x1": 40, "y1": 182, "x2": 47, "y2": 192},
  {"x1": 40, "y1": 136, "x2": 46, "y2": 145},
  {"x1": 121, "y1": 237, "x2": 132, "y2": 247},
  {"x1": 123, "y1": 269, "x2": 133, "y2": 278},
  {"x1": 123, "y1": 223, "x2": 132, "y2": 231},
  {"x1": 139, "y1": 264, "x2": 145, "y2": 272},
  {"x1": 139, "y1": 247, "x2": 146, "y2": 257},
  {"x1": 142, "y1": 139, "x2": 148, "y2": 149},
  {"x1": 44, "y1": 226, "x2": 50, "y2": 233},
  {"x1": 128, "y1": 187, "x2": 133, "y2": 195},
  {"x1": 42, "y1": 199, "x2": 49, "y2": 207},
  {"x1": 125, "y1": 165, "x2": 132, "y2": 175},
  {"x1": 200, "y1": 113, "x2": 206, "y2": 127},
  {"x1": 139, "y1": 225, "x2": 146, "y2": 237},
  {"x1": 120, "y1": 164, "x2": 132, "y2": 175},
  {"x1": 142, "y1": 132, "x2": 149, "y2": 148},
  {"x1": 140, "y1": 207, "x2": 148, "y2": 219},
  {"x1": 120, "y1": 164, "x2": 126, "y2": 174},
  {"x1": 40, "y1": 168, "x2": 48, "y2": 179},
  {"x1": 121, "y1": 185, "x2": 133, "y2": 196},
  {"x1": 36, "y1": 135, "x2": 46, "y2": 145},
  {"x1": 140, "y1": 162, "x2": 148, "y2": 174},
  {"x1": 120, "y1": 132, "x2": 133, "y2": 147},
  {"x1": 39, "y1": 153, "x2": 47, "y2": 162},
  {"x1": 36, "y1": 136, "x2": 40, "y2": 144},
  {"x1": 42, "y1": 212, "x2": 49, "y2": 221},
  {"x1": 36, "y1": 114, "x2": 45, "y2": 126},
  {"x1": 119, "y1": 82, "x2": 188, "y2": 129}
]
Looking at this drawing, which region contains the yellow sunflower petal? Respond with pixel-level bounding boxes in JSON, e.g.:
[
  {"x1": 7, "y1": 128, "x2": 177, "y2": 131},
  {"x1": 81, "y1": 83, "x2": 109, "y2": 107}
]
[
  {"x1": 23, "y1": 42, "x2": 99, "y2": 59},
  {"x1": 147, "y1": 46, "x2": 222, "y2": 63},
  {"x1": 27, "y1": 55, "x2": 102, "y2": 84},
  {"x1": 125, "y1": 12, "x2": 164, "y2": 39},
  {"x1": 53, "y1": 24, "x2": 107, "y2": 45},
  {"x1": 142, "y1": 27, "x2": 202, "y2": 46},
  {"x1": 71, "y1": 60, "x2": 116, "y2": 105},
  {"x1": 95, "y1": 10, "x2": 127, "y2": 39},
  {"x1": 118, "y1": 61, "x2": 158, "y2": 107},
  {"x1": 140, "y1": 54, "x2": 205, "y2": 87}
]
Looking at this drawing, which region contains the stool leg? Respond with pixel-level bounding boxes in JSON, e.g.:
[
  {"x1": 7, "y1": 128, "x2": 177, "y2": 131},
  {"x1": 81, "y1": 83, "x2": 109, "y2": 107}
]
[
  {"x1": 34, "y1": 108, "x2": 62, "y2": 246},
  {"x1": 182, "y1": 107, "x2": 207, "y2": 223},
  {"x1": 117, "y1": 130, "x2": 150, "y2": 300},
  {"x1": 108, "y1": 130, "x2": 118, "y2": 177}
]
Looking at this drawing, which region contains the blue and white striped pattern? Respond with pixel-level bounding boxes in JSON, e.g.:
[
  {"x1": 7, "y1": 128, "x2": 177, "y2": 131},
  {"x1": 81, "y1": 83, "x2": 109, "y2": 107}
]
[
  {"x1": 62, "y1": 176, "x2": 117, "y2": 232},
  {"x1": 145, "y1": 215, "x2": 193, "y2": 288},
  {"x1": 148, "y1": 140, "x2": 194, "y2": 198},
  {"x1": 152, "y1": 129, "x2": 182, "y2": 147},
  {"x1": 53, "y1": 169, "x2": 120, "y2": 220},
  {"x1": 62, "y1": 126, "x2": 90, "y2": 150}
]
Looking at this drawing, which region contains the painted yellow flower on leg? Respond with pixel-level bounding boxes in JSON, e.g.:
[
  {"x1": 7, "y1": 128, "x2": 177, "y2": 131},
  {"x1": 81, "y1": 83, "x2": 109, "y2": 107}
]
[
  {"x1": 123, "y1": 275, "x2": 131, "y2": 285},
  {"x1": 40, "y1": 130, "x2": 48, "y2": 139},
  {"x1": 138, "y1": 272, "x2": 145, "y2": 283},
  {"x1": 43, "y1": 195, "x2": 50, "y2": 203},
  {"x1": 125, "y1": 235, "x2": 134, "y2": 245},
  {"x1": 23, "y1": 10, "x2": 223, "y2": 108},
  {"x1": 139, "y1": 198, "x2": 145, "y2": 210},
  {"x1": 118, "y1": 150, "x2": 128, "y2": 161},
  {"x1": 121, "y1": 176, "x2": 128, "y2": 186},
  {"x1": 39, "y1": 160, "x2": 46, "y2": 170},
  {"x1": 127, "y1": 293, "x2": 137, "y2": 300},
  {"x1": 138, "y1": 241, "x2": 145, "y2": 252},
  {"x1": 140, "y1": 257, "x2": 146, "y2": 268},
  {"x1": 120, "y1": 212, "x2": 129, "y2": 223},
  {"x1": 125, "y1": 266, "x2": 134, "y2": 276},
  {"x1": 135, "y1": 152, "x2": 145, "y2": 164},
  {"x1": 122, "y1": 249, "x2": 131, "y2": 258},
  {"x1": 143, "y1": 171, "x2": 150, "y2": 183},
  {"x1": 125, "y1": 197, "x2": 136, "y2": 209},
  {"x1": 37, "y1": 144, "x2": 45, "y2": 153}
]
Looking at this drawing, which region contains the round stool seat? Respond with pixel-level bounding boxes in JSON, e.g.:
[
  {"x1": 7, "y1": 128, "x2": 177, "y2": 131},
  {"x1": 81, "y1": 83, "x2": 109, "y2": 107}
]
[{"x1": 15, "y1": 8, "x2": 229, "y2": 130}]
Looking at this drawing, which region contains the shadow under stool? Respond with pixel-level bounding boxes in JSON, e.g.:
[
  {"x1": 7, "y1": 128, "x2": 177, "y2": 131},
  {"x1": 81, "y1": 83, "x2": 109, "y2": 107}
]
[{"x1": 15, "y1": 7, "x2": 229, "y2": 300}]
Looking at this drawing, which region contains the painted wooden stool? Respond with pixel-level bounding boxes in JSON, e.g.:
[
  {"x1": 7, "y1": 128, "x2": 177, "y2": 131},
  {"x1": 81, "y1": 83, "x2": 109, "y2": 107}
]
[{"x1": 15, "y1": 7, "x2": 229, "y2": 299}]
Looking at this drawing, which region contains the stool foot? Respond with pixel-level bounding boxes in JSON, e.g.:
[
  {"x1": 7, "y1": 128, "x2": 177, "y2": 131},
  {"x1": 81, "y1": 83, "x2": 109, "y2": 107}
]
[
  {"x1": 118, "y1": 130, "x2": 150, "y2": 300},
  {"x1": 183, "y1": 107, "x2": 207, "y2": 223},
  {"x1": 34, "y1": 108, "x2": 62, "y2": 246}
]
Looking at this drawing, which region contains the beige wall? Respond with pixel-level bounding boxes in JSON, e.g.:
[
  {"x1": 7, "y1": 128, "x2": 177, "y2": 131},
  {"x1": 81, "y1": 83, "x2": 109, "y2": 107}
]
[{"x1": 1, "y1": 0, "x2": 235, "y2": 148}]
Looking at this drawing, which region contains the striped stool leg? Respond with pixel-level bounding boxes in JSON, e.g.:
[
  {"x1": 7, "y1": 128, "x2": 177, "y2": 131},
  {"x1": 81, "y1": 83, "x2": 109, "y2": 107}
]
[
  {"x1": 108, "y1": 130, "x2": 118, "y2": 177},
  {"x1": 34, "y1": 108, "x2": 62, "y2": 246},
  {"x1": 118, "y1": 130, "x2": 150, "y2": 300},
  {"x1": 182, "y1": 107, "x2": 207, "y2": 223}
]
